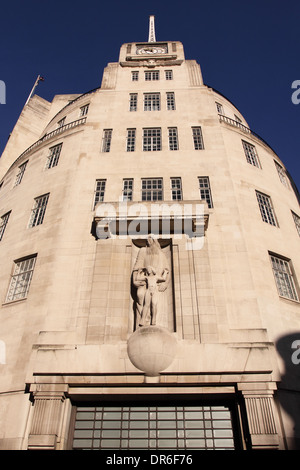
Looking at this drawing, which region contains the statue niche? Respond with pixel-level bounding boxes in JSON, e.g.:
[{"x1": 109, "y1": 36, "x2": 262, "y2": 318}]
[{"x1": 132, "y1": 236, "x2": 171, "y2": 328}]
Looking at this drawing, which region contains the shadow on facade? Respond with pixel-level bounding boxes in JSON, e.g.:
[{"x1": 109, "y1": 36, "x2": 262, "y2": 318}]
[{"x1": 276, "y1": 333, "x2": 300, "y2": 449}]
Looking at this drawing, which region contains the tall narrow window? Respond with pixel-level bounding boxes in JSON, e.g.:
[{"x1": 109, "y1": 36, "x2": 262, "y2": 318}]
[
  {"x1": 141, "y1": 178, "x2": 163, "y2": 201},
  {"x1": 198, "y1": 177, "x2": 213, "y2": 208},
  {"x1": 14, "y1": 161, "x2": 28, "y2": 186},
  {"x1": 171, "y1": 177, "x2": 182, "y2": 200},
  {"x1": 28, "y1": 193, "x2": 49, "y2": 228},
  {"x1": 0, "y1": 211, "x2": 11, "y2": 241},
  {"x1": 93, "y1": 179, "x2": 106, "y2": 208},
  {"x1": 269, "y1": 253, "x2": 299, "y2": 301},
  {"x1": 122, "y1": 179, "x2": 133, "y2": 201},
  {"x1": 216, "y1": 102, "x2": 224, "y2": 114},
  {"x1": 46, "y1": 143, "x2": 62, "y2": 169},
  {"x1": 143, "y1": 128, "x2": 161, "y2": 151},
  {"x1": 168, "y1": 127, "x2": 179, "y2": 150},
  {"x1": 166, "y1": 92, "x2": 176, "y2": 110},
  {"x1": 192, "y1": 127, "x2": 204, "y2": 150},
  {"x1": 242, "y1": 141, "x2": 260, "y2": 168},
  {"x1": 144, "y1": 93, "x2": 160, "y2": 111},
  {"x1": 131, "y1": 71, "x2": 139, "y2": 81},
  {"x1": 129, "y1": 93, "x2": 138, "y2": 111},
  {"x1": 165, "y1": 70, "x2": 173, "y2": 80},
  {"x1": 275, "y1": 161, "x2": 289, "y2": 188},
  {"x1": 126, "y1": 129, "x2": 136, "y2": 152},
  {"x1": 256, "y1": 191, "x2": 277, "y2": 226},
  {"x1": 57, "y1": 117, "x2": 66, "y2": 128},
  {"x1": 145, "y1": 70, "x2": 159, "y2": 81},
  {"x1": 292, "y1": 211, "x2": 300, "y2": 237},
  {"x1": 80, "y1": 104, "x2": 89, "y2": 116},
  {"x1": 102, "y1": 129, "x2": 112, "y2": 153},
  {"x1": 6, "y1": 254, "x2": 37, "y2": 302}
]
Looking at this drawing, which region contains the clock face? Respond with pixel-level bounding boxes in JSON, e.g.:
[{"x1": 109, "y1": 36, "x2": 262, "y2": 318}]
[{"x1": 136, "y1": 45, "x2": 167, "y2": 55}]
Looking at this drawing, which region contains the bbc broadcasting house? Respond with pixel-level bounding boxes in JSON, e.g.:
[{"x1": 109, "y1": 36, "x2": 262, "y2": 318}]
[{"x1": 0, "y1": 17, "x2": 300, "y2": 451}]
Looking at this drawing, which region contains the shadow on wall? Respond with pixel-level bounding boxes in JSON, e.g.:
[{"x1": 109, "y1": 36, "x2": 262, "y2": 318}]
[{"x1": 276, "y1": 333, "x2": 300, "y2": 450}]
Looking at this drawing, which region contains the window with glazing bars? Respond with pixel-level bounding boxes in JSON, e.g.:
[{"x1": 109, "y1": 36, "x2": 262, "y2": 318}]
[
  {"x1": 28, "y1": 193, "x2": 49, "y2": 227},
  {"x1": 292, "y1": 211, "x2": 300, "y2": 237},
  {"x1": 144, "y1": 93, "x2": 160, "y2": 111},
  {"x1": 129, "y1": 94, "x2": 137, "y2": 111},
  {"x1": 122, "y1": 179, "x2": 133, "y2": 201},
  {"x1": 80, "y1": 104, "x2": 89, "y2": 116},
  {"x1": 46, "y1": 144, "x2": 62, "y2": 169},
  {"x1": 192, "y1": 127, "x2": 204, "y2": 150},
  {"x1": 72, "y1": 404, "x2": 236, "y2": 450},
  {"x1": 141, "y1": 178, "x2": 163, "y2": 201},
  {"x1": 57, "y1": 117, "x2": 66, "y2": 128},
  {"x1": 166, "y1": 92, "x2": 175, "y2": 110},
  {"x1": 168, "y1": 128, "x2": 179, "y2": 150},
  {"x1": 256, "y1": 191, "x2": 277, "y2": 226},
  {"x1": 242, "y1": 141, "x2": 260, "y2": 168},
  {"x1": 143, "y1": 128, "x2": 161, "y2": 151},
  {"x1": 0, "y1": 211, "x2": 11, "y2": 241},
  {"x1": 215, "y1": 102, "x2": 224, "y2": 114},
  {"x1": 198, "y1": 177, "x2": 213, "y2": 208},
  {"x1": 275, "y1": 161, "x2": 289, "y2": 187},
  {"x1": 94, "y1": 179, "x2": 106, "y2": 208},
  {"x1": 269, "y1": 253, "x2": 299, "y2": 301},
  {"x1": 171, "y1": 178, "x2": 182, "y2": 200},
  {"x1": 102, "y1": 129, "x2": 112, "y2": 152},
  {"x1": 165, "y1": 70, "x2": 173, "y2": 80},
  {"x1": 14, "y1": 161, "x2": 28, "y2": 186},
  {"x1": 145, "y1": 71, "x2": 159, "y2": 81},
  {"x1": 6, "y1": 255, "x2": 37, "y2": 302},
  {"x1": 131, "y1": 71, "x2": 139, "y2": 81},
  {"x1": 126, "y1": 129, "x2": 136, "y2": 152}
]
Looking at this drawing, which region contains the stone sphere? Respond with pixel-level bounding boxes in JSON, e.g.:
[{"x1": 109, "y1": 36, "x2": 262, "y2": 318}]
[{"x1": 127, "y1": 325, "x2": 177, "y2": 376}]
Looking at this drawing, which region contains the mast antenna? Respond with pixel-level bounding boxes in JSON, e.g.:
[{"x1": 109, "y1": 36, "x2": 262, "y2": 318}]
[{"x1": 148, "y1": 15, "x2": 156, "y2": 43}]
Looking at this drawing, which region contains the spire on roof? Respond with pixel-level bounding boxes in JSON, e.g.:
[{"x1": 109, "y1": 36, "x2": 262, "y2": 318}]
[{"x1": 148, "y1": 15, "x2": 156, "y2": 43}]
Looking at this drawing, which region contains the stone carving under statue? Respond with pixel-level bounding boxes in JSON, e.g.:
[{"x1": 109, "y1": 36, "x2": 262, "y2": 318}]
[{"x1": 132, "y1": 236, "x2": 170, "y2": 328}]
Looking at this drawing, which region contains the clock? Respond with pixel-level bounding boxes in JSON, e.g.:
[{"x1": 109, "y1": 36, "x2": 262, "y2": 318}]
[{"x1": 136, "y1": 45, "x2": 167, "y2": 55}]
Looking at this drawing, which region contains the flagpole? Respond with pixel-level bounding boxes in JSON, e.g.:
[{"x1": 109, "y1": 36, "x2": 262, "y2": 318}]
[{"x1": 25, "y1": 75, "x2": 44, "y2": 106}]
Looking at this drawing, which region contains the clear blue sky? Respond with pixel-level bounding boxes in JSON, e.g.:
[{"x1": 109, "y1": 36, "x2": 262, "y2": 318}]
[{"x1": 0, "y1": 0, "x2": 300, "y2": 191}]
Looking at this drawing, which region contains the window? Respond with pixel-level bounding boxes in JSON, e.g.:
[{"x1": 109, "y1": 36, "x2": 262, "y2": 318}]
[
  {"x1": 270, "y1": 253, "x2": 299, "y2": 301},
  {"x1": 102, "y1": 129, "x2": 112, "y2": 153},
  {"x1": 80, "y1": 104, "x2": 89, "y2": 116},
  {"x1": 275, "y1": 161, "x2": 289, "y2": 187},
  {"x1": 192, "y1": 127, "x2": 204, "y2": 150},
  {"x1": 242, "y1": 141, "x2": 260, "y2": 168},
  {"x1": 198, "y1": 177, "x2": 213, "y2": 208},
  {"x1": 143, "y1": 128, "x2": 161, "y2": 151},
  {"x1": 57, "y1": 117, "x2": 66, "y2": 128},
  {"x1": 46, "y1": 143, "x2": 62, "y2": 169},
  {"x1": 141, "y1": 178, "x2": 163, "y2": 201},
  {"x1": 0, "y1": 211, "x2": 11, "y2": 241},
  {"x1": 6, "y1": 254, "x2": 37, "y2": 302},
  {"x1": 131, "y1": 71, "x2": 139, "y2": 81},
  {"x1": 256, "y1": 191, "x2": 277, "y2": 226},
  {"x1": 145, "y1": 70, "x2": 159, "y2": 81},
  {"x1": 28, "y1": 193, "x2": 49, "y2": 228},
  {"x1": 216, "y1": 102, "x2": 224, "y2": 114},
  {"x1": 234, "y1": 114, "x2": 242, "y2": 123},
  {"x1": 122, "y1": 179, "x2": 133, "y2": 201},
  {"x1": 14, "y1": 161, "x2": 28, "y2": 186},
  {"x1": 165, "y1": 70, "x2": 173, "y2": 80},
  {"x1": 129, "y1": 93, "x2": 138, "y2": 111},
  {"x1": 144, "y1": 93, "x2": 160, "y2": 111},
  {"x1": 166, "y1": 92, "x2": 176, "y2": 110},
  {"x1": 292, "y1": 211, "x2": 300, "y2": 237},
  {"x1": 171, "y1": 178, "x2": 182, "y2": 200},
  {"x1": 93, "y1": 179, "x2": 106, "y2": 208},
  {"x1": 72, "y1": 403, "x2": 236, "y2": 450},
  {"x1": 126, "y1": 129, "x2": 136, "y2": 152},
  {"x1": 168, "y1": 127, "x2": 179, "y2": 151}
]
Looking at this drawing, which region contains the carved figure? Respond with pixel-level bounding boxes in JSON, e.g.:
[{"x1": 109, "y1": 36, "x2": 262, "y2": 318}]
[{"x1": 132, "y1": 236, "x2": 170, "y2": 327}]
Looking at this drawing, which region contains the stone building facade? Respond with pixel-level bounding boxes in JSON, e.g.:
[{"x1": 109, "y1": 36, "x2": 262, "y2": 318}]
[{"x1": 0, "y1": 19, "x2": 300, "y2": 450}]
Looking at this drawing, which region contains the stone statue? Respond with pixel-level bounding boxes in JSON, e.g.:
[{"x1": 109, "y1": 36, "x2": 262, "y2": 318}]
[{"x1": 132, "y1": 236, "x2": 170, "y2": 327}]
